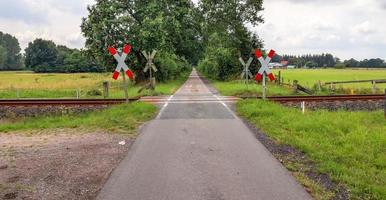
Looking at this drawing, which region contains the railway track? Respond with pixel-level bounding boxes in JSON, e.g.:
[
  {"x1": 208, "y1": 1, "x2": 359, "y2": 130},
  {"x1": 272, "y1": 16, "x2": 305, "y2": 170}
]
[
  {"x1": 265, "y1": 94, "x2": 385, "y2": 103},
  {"x1": 0, "y1": 98, "x2": 138, "y2": 106},
  {"x1": 0, "y1": 94, "x2": 384, "y2": 106}
]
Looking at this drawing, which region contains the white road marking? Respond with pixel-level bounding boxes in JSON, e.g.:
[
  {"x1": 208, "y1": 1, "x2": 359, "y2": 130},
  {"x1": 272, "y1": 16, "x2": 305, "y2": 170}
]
[
  {"x1": 156, "y1": 95, "x2": 174, "y2": 119},
  {"x1": 214, "y1": 95, "x2": 238, "y2": 119}
]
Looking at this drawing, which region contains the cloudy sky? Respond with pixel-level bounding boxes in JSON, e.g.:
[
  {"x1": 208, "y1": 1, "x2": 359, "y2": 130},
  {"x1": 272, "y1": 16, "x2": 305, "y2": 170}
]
[{"x1": 0, "y1": 0, "x2": 385, "y2": 60}]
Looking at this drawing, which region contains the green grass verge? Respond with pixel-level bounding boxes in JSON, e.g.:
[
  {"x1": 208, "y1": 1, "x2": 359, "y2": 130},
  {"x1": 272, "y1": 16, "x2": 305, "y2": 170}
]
[
  {"x1": 0, "y1": 102, "x2": 157, "y2": 134},
  {"x1": 273, "y1": 69, "x2": 386, "y2": 89},
  {"x1": 210, "y1": 80, "x2": 292, "y2": 96},
  {"x1": 237, "y1": 100, "x2": 386, "y2": 200}
]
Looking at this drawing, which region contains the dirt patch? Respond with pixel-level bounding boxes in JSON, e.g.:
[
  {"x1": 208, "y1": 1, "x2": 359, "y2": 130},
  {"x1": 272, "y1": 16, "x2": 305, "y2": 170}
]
[{"x1": 0, "y1": 131, "x2": 132, "y2": 200}]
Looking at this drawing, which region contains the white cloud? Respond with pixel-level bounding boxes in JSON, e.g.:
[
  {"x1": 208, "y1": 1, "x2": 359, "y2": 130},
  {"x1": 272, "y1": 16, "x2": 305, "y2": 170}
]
[
  {"x1": 253, "y1": 0, "x2": 386, "y2": 60},
  {"x1": 0, "y1": 0, "x2": 385, "y2": 60},
  {"x1": 0, "y1": 0, "x2": 94, "y2": 51}
]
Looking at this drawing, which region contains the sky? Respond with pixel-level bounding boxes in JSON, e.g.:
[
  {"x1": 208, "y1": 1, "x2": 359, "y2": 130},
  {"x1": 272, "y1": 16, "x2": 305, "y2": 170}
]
[{"x1": 0, "y1": 0, "x2": 385, "y2": 60}]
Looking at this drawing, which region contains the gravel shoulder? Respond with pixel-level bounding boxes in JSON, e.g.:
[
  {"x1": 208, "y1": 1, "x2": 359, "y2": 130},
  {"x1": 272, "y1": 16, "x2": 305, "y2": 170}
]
[{"x1": 0, "y1": 130, "x2": 133, "y2": 200}]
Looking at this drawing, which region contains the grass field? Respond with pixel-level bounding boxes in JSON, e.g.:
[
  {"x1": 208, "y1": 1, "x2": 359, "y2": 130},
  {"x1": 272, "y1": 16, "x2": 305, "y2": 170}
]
[
  {"x1": 0, "y1": 71, "x2": 190, "y2": 98},
  {"x1": 0, "y1": 102, "x2": 157, "y2": 134},
  {"x1": 237, "y1": 100, "x2": 386, "y2": 200},
  {"x1": 274, "y1": 69, "x2": 386, "y2": 89},
  {"x1": 211, "y1": 80, "x2": 292, "y2": 96}
]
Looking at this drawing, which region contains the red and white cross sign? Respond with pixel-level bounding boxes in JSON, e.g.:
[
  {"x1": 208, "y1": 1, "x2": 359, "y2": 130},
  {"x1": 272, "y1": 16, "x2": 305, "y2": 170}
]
[
  {"x1": 255, "y1": 49, "x2": 276, "y2": 81},
  {"x1": 108, "y1": 44, "x2": 134, "y2": 80}
]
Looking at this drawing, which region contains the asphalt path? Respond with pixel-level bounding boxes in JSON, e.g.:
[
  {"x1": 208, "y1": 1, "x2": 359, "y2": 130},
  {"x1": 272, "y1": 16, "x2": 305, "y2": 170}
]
[{"x1": 97, "y1": 69, "x2": 312, "y2": 200}]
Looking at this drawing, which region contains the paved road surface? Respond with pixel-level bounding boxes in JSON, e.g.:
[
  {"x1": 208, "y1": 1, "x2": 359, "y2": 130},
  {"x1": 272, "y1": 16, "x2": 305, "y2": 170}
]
[{"x1": 97, "y1": 69, "x2": 311, "y2": 200}]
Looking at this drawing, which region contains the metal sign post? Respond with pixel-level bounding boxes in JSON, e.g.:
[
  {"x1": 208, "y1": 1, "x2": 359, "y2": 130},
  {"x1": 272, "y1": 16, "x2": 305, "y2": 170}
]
[
  {"x1": 142, "y1": 50, "x2": 157, "y2": 90},
  {"x1": 255, "y1": 49, "x2": 276, "y2": 99},
  {"x1": 108, "y1": 44, "x2": 134, "y2": 102},
  {"x1": 239, "y1": 57, "x2": 254, "y2": 88}
]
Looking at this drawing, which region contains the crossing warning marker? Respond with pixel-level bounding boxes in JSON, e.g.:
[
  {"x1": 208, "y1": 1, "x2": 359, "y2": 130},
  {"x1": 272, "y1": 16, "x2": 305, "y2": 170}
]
[
  {"x1": 239, "y1": 57, "x2": 254, "y2": 80},
  {"x1": 108, "y1": 44, "x2": 134, "y2": 80},
  {"x1": 255, "y1": 49, "x2": 276, "y2": 82}
]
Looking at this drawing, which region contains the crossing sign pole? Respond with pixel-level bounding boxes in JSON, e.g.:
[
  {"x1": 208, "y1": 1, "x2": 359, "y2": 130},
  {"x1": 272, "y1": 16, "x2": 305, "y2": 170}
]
[
  {"x1": 142, "y1": 50, "x2": 157, "y2": 90},
  {"x1": 255, "y1": 49, "x2": 276, "y2": 99},
  {"x1": 108, "y1": 44, "x2": 134, "y2": 102},
  {"x1": 239, "y1": 57, "x2": 254, "y2": 89}
]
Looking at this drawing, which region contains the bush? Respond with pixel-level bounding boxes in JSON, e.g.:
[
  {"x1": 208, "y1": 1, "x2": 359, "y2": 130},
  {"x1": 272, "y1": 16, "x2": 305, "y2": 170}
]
[
  {"x1": 155, "y1": 52, "x2": 192, "y2": 82},
  {"x1": 87, "y1": 89, "x2": 102, "y2": 96},
  {"x1": 197, "y1": 47, "x2": 240, "y2": 81}
]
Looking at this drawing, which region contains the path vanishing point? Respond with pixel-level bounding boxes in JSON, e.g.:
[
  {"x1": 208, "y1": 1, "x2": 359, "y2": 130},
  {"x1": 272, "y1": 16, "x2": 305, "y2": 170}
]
[{"x1": 97, "y1": 69, "x2": 312, "y2": 200}]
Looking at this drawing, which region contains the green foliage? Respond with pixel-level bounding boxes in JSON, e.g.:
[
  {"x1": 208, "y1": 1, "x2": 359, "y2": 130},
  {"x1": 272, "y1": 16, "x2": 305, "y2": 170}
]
[
  {"x1": 282, "y1": 54, "x2": 337, "y2": 68},
  {"x1": 343, "y1": 58, "x2": 386, "y2": 68},
  {"x1": 25, "y1": 39, "x2": 59, "y2": 71},
  {"x1": 81, "y1": 0, "x2": 198, "y2": 81},
  {"x1": 86, "y1": 89, "x2": 102, "y2": 96},
  {"x1": 0, "y1": 45, "x2": 7, "y2": 67},
  {"x1": 237, "y1": 100, "x2": 386, "y2": 199},
  {"x1": 0, "y1": 31, "x2": 23, "y2": 70},
  {"x1": 0, "y1": 102, "x2": 157, "y2": 134},
  {"x1": 197, "y1": 0, "x2": 264, "y2": 80},
  {"x1": 25, "y1": 39, "x2": 103, "y2": 73}
]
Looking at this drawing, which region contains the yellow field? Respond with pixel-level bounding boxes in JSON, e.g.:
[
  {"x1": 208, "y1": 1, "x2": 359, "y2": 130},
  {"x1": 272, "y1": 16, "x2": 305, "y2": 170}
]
[
  {"x1": 273, "y1": 69, "x2": 386, "y2": 90},
  {"x1": 0, "y1": 71, "x2": 111, "y2": 89},
  {"x1": 0, "y1": 71, "x2": 189, "y2": 98}
]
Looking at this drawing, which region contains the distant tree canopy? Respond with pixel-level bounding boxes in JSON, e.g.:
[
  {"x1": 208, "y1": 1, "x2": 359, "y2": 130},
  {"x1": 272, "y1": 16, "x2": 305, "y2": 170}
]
[
  {"x1": 277, "y1": 54, "x2": 386, "y2": 69},
  {"x1": 279, "y1": 54, "x2": 337, "y2": 68},
  {"x1": 25, "y1": 38, "x2": 103, "y2": 73},
  {"x1": 343, "y1": 58, "x2": 386, "y2": 68},
  {"x1": 0, "y1": 31, "x2": 23, "y2": 70}
]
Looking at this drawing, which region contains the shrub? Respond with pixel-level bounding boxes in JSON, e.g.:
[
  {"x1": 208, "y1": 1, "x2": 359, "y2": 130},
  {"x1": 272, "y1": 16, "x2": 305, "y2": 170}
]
[{"x1": 87, "y1": 89, "x2": 102, "y2": 96}]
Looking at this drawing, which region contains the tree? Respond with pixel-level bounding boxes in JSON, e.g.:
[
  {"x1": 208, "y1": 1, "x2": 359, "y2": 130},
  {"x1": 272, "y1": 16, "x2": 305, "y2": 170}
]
[
  {"x1": 81, "y1": 0, "x2": 197, "y2": 81},
  {"x1": 197, "y1": 0, "x2": 264, "y2": 80},
  {"x1": 25, "y1": 39, "x2": 59, "y2": 72},
  {"x1": 0, "y1": 45, "x2": 7, "y2": 68},
  {"x1": 0, "y1": 31, "x2": 23, "y2": 70}
]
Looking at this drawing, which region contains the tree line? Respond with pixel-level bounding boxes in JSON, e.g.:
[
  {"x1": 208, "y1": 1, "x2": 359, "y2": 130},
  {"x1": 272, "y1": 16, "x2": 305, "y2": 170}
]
[
  {"x1": 24, "y1": 39, "x2": 103, "y2": 73},
  {"x1": 278, "y1": 54, "x2": 337, "y2": 68}
]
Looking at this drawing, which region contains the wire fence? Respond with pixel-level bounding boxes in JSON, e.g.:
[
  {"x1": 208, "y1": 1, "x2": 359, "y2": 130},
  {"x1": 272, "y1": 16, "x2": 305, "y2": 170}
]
[{"x1": 0, "y1": 81, "x2": 139, "y2": 99}]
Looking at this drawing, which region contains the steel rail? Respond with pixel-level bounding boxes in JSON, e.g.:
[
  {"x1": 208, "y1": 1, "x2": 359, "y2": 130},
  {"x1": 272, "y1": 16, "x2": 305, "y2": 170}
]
[
  {"x1": 265, "y1": 94, "x2": 385, "y2": 102},
  {"x1": 0, "y1": 94, "x2": 384, "y2": 106},
  {"x1": 0, "y1": 98, "x2": 138, "y2": 106}
]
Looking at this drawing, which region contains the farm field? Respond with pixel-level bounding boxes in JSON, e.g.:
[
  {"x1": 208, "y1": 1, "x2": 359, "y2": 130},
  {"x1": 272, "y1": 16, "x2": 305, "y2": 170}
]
[
  {"x1": 273, "y1": 68, "x2": 386, "y2": 89},
  {"x1": 0, "y1": 71, "x2": 190, "y2": 99},
  {"x1": 237, "y1": 100, "x2": 386, "y2": 200}
]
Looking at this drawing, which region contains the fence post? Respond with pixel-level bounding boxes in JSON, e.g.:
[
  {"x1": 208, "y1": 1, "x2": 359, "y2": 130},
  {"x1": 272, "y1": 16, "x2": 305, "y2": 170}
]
[
  {"x1": 278, "y1": 71, "x2": 281, "y2": 85},
  {"x1": 103, "y1": 81, "x2": 109, "y2": 99},
  {"x1": 76, "y1": 89, "x2": 80, "y2": 99},
  {"x1": 372, "y1": 81, "x2": 376, "y2": 94},
  {"x1": 317, "y1": 80, "x2": 322, "y2": 92},
  {"x1": 293, "y1": 80, "x2": 298, "y2": 93}
]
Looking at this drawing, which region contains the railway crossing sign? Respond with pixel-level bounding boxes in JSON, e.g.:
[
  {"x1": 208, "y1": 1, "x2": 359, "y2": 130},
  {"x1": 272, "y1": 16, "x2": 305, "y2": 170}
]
[
  {"x1": 142, "y1": 50, "x2": 158, "y2": 73},
  {"x1": 255, "y1": 49, "x2": 276, "y2": 82},
  {"x1": 139, "y1": 50, "x2": 158, "y2": 91},
  {"x1": 239, "y1": 57, "x2": 254, "y2": 85},
  {"x1": 108, "y1": 44, "x2": 134, "y2": 80}
]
